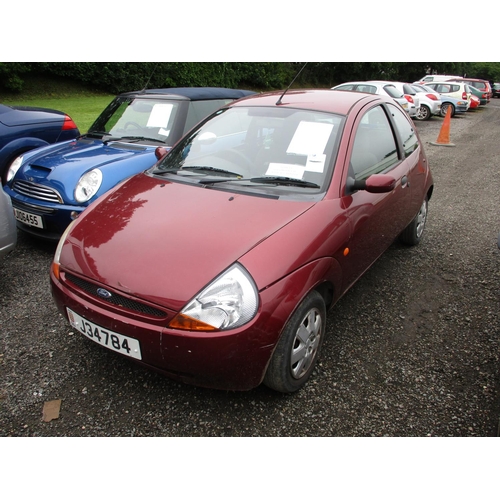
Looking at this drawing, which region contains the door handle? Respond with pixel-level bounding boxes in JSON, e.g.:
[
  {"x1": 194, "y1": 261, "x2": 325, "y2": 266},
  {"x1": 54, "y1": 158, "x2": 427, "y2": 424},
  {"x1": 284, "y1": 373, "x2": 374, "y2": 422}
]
[{"x1": 401, "y1": 175, "x2": 409, "y2": 187}]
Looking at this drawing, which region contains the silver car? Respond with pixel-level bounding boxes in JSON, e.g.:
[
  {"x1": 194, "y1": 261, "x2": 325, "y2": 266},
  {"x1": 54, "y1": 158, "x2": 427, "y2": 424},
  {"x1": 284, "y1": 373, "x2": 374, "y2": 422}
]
[
  {"x1": 331, "y1": 81, "x2": 410, "y2": 114},
  {"x1": 410, "y1": 84, "x2": 442, "y2": 121},
  {"x1": 368, "y1": 81, "x2": 420, "y2": 119},
  {"x1": 0, "y1": 181, "x2": 16, "y2": 258}
]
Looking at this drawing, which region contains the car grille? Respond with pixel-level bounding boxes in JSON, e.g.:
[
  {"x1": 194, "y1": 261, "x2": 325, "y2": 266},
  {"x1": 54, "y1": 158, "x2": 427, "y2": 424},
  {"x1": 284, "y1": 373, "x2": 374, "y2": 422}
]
[
  {"x1": 11, "y1": 199, "x2": 56, "y2": 214},
  {"x1": 65, "y1": 273, "x2": 167, "y2": 318},
  {"x1": 12, "y1": 180, "x2": 63, "y2": 204}
]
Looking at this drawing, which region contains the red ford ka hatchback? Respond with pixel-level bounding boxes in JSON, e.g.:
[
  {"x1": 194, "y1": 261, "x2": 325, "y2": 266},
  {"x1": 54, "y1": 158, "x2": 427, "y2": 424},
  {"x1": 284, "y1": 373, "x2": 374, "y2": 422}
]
[{"x1": 50, "y1": 89, "x2": 433, "y2": 393}]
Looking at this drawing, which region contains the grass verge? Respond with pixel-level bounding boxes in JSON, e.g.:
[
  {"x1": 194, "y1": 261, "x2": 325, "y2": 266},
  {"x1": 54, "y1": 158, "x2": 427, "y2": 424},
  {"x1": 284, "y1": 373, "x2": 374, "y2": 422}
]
[{"x1": 1, "y1": 77, "x2": 114, "y2": 133}]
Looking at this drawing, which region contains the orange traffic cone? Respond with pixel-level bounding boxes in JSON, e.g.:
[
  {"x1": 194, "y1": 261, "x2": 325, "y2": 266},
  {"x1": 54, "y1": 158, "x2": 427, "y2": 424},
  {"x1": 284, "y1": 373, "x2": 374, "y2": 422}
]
[{"x1": 430, "y1": 104, "x2": 455, "y2": 147}]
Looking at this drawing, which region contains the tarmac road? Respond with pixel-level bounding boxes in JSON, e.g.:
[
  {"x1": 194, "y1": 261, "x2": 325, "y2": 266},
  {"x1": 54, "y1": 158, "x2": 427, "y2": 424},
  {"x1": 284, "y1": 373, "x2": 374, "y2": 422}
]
[{"x1": 1, "y1": 101, "x2": 499, "y2": 438}]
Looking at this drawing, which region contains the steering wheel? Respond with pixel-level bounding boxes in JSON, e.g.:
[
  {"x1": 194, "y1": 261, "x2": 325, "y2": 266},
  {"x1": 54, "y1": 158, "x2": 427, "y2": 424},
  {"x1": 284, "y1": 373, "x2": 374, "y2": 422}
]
[
  {"x1": 124, "y1": 121, "x2": 142, "y2": 130},
  {"x1": 214, "y1": 149, "x2": 253, "y2": 170}
]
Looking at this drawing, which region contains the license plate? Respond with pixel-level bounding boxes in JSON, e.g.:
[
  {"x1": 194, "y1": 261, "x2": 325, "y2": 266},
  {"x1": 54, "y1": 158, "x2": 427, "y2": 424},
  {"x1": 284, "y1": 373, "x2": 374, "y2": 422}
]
[
  {"x1": 67, "y1": 308, "x2": 142, "y2": 360},
  {"x1": 14, "y1": 208, "x2": 44, "y2": 228}
]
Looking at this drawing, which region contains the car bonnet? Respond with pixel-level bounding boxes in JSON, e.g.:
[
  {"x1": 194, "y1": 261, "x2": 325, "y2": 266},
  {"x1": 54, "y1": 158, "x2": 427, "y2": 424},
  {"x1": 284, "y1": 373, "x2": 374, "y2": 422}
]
[
  {"x1": 17, "y1": 138, "x2": 157, "y2": 198},
  {"x1": 60, "y1": 172, "x2": 315, "y2": 311}
]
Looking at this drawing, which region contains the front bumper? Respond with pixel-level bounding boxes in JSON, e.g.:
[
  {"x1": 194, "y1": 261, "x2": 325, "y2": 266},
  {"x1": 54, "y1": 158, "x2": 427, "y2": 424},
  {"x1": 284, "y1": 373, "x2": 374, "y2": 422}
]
[
  {"x1": 5, "y1": 184, "x2": 83, "y2": 240},
  {"x1": 50, "y1": 267, "x2": 288, "y2": 391}
]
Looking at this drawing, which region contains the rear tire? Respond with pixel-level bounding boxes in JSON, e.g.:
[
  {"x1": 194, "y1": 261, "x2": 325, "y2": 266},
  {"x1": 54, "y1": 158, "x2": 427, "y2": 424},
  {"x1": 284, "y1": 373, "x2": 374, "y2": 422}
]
[
  {"x1": 399, "y1": 197, "x2": 428, "y2": 246},
  {"x1": 415, "y1": 104, "x2": 431, "y2": 121},
  {"x1": 263, "y1": 290, "x2": 326, "y2": 393},
  {"x1": 440, "y1": 103, "x2": 455, "y2": 117}
]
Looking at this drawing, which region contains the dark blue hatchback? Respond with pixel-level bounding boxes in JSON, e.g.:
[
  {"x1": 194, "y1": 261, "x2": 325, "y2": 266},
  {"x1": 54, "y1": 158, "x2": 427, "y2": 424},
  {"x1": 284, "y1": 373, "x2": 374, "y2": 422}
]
[
  {"x1": 0, "y1": 104, "x2": 80, "y2": 183},
  {"x1": 4, "y1": 87, "x2": 254, "y2": 240}
]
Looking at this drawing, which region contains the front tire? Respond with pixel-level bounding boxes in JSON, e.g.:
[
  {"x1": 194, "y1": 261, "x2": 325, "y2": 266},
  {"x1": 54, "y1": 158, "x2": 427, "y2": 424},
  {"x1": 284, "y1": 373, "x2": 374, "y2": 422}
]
[
  {"x1": 263, "y1": 290, "x2": 326, "y2": 393},
  {"x1": 399, "y1": 197, "x2": 428, "y2": 246}
]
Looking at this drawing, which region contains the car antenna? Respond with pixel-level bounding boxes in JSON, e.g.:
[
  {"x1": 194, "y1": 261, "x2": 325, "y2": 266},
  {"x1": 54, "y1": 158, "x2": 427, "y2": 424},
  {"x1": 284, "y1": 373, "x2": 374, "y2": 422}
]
[
  {"x1": 276, "y1": 62, "x2": 308, "y2": 105},
  {"x1": 140, "y1": 63, "x2": 160, "y2": 93}
]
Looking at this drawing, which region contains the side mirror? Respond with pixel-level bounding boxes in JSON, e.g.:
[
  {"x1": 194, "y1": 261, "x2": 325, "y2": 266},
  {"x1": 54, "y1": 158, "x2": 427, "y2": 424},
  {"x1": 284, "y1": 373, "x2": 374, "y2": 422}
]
[
  {"x1": 347, "y1": 174, "x2": 397, "y2": 194},
  {"x1": 155, "y1": 147, "x2": 170, "y2": 160}
]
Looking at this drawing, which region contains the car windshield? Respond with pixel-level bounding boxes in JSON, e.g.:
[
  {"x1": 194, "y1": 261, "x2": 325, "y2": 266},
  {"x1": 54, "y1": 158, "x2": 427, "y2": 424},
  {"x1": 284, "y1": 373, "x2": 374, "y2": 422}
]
[
  {"x1": 88, "y1": 96, "x2": 182, "y2": 145},
  {"x1": 152, "y1": 106, "x2": 344, "y2": 195}
]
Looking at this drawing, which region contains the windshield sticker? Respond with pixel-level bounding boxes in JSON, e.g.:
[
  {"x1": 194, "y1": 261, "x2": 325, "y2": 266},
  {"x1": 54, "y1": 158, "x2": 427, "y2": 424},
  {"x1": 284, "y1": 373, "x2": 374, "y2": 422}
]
[
  {"x1": 158, "y1": 128, "x2": 170, "y2": 137},
  {"x1": 147, "y1": 103, "x2": 174, "y2": 128},
  {"x1": 266, "y1": 163, "x2": 305, "y2": 180},
  {"x1": 305, "y1": 153, "x2": 326, "y2": 173},
  {"x1": 286, "y1": 122, "x2": 334, "y2": 156}
]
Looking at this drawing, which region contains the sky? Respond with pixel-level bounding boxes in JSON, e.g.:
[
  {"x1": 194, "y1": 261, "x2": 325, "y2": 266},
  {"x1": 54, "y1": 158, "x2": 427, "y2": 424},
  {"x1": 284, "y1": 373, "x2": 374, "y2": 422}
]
[{"x1": 4, "y1": 2, "x2": 495, "y2": 62}]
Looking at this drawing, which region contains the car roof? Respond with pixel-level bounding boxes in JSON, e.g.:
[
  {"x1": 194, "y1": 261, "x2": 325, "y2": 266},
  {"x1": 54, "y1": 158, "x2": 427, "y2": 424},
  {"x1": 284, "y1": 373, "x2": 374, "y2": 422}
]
[
  {"x1": 118, "y1": 87, "x2": 256, "y2": 101},
  {"x1": 366, "y1": 80, "x2": 399, "y2": 86},
  {"x1": 452, "y1": 77, "x2": 487, "y2": 83},
  {"x1": 428, "y1": 81, "x2": 466, "y2": 86},
  {"x1": 335, "y1": 81, "x2": 395, "y2": 87},
  {"x1": 229, "y1": 89, "x2": 382, "y2": 115}
]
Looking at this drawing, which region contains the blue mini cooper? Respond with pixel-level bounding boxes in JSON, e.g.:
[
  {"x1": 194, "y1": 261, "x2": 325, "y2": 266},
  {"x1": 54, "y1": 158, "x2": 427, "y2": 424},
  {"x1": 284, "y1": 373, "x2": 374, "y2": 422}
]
[{"x1": 4, "y1": 87, "x2": 254, "y2": 240}]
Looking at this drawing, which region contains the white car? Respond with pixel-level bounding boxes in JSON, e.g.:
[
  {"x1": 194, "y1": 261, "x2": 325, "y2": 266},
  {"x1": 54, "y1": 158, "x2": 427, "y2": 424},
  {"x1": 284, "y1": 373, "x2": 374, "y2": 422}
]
[
  {"x1": 414, "y1": 75, "x2": 462, "y2": 84},
  {"x1": 367, "y1": 81, "x2": 420, "y2": 118},
  {"x1": 424, "y1": 81, "x2": 472, "y2": 110},
  {"x1": 410, "y1": 84, "x2": 442, "y2": 121},
  {"x1": 331, "y1": 81, "x2": 410, "y2": 114}
]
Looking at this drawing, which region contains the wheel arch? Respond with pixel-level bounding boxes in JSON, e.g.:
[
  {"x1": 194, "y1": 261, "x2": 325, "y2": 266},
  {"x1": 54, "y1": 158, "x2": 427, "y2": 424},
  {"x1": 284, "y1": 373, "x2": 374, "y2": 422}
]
[{"x1": 0, "y1": 137, "x2": 50, "y2": 178}]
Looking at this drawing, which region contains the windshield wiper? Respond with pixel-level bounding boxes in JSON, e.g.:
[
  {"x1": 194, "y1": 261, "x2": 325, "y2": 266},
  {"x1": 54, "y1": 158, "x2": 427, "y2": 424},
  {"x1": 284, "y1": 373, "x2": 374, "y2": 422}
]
[
  {"x1": 103, "y1": 136, "x2": 165, "y2": 145},
  {"x1": 182, "y1": 166, "x2": 242, "y2": 177},
  {"x1": 249, "y1": 176, "x2": 320, "y2": 188},
  {"x1": 151, "y1": 166, "x2": 242, "y2": 178}
]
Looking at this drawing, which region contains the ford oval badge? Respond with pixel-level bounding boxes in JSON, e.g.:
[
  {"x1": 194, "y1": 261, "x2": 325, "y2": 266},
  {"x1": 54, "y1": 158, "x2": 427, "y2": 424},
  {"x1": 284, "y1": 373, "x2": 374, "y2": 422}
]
[{"x1": 97, "y1": 288, "x2": 112, "y2": 299}]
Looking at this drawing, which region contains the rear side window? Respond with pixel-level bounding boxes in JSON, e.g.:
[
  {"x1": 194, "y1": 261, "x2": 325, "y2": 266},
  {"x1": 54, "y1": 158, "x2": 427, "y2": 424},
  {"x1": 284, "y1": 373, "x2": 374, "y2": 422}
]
[
  {"x1": 356, "y1": 85, "x2": 377, "y2": 94},
  {"x1": 335, "y1": 84, "x2": 355, "y2": 91},
  {"x1": 387, "y1": 104, "x2": 419, "y2": 157},
  {"x1": 350, "y1": 105, "x2": 398, "y2": 180},
  {"x1": 435, "y1": 84, "x2": 452, "y2": 93},
  {"x1": 468, "y1": 81, "x2": 485, "y2": 90}
]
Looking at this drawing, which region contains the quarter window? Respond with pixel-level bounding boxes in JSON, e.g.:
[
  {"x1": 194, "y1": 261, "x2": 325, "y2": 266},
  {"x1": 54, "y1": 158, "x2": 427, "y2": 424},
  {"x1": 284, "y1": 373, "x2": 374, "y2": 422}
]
[{"x1": 387, "y1": 104, "x2": 419, "y2": 157}]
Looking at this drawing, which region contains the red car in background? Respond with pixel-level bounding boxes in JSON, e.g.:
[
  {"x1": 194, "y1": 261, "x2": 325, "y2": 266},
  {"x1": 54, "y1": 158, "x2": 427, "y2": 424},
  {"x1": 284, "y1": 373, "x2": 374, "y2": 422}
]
[
  {"x1": 50, "y1": 89, "x2": 434, "y2": 393},
  {"x1": 469, "y1": 94, "x2": 481, "y2": 109},
  {"x1": 450, "y1": 77, "x2": 492, "y2": 101}
]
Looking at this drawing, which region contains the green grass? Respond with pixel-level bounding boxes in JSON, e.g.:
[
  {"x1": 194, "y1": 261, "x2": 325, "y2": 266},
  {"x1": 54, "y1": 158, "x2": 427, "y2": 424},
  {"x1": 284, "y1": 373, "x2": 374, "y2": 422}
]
[{"x1": 0, "y1": 77, "x2": 114, "y2": 133}]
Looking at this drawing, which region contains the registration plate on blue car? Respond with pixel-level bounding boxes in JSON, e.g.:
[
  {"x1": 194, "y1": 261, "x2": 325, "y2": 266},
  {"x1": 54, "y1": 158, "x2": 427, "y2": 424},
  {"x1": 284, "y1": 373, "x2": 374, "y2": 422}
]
[
  {"x1": 14, "y1": 208, "x2": 44, "y2": 228},
  {"x1": 67, "y1": 308, "x2": 142, "y2": 360}
]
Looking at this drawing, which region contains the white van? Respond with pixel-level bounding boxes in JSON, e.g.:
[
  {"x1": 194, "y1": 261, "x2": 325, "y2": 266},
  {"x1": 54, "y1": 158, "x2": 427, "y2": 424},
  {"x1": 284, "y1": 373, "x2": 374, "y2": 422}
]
[{"x1": 414, "y1": 75, "x2": 462, "y2": 84}]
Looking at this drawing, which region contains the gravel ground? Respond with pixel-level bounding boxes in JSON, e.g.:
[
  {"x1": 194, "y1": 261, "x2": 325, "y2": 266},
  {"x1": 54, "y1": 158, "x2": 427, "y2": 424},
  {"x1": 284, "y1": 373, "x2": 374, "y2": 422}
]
[{"x1": 1, "y1": 102, "x2": 499, "y2": 440}]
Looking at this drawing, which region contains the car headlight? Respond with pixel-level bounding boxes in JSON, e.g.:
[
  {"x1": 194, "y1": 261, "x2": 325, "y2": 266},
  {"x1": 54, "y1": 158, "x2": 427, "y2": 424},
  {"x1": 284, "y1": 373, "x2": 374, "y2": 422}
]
[
  {"x1": 6, "y1": 155, "x2": 24, "y2": 183},
  {"x1": 169, "y1": 264, "x2": 259, "y2": 331},
  {"x1": 74, "y1": 168, "x2": 102, "y2": 203},
  {"x1": 51, "y1": 219, "x2": 77, "y2": 280}
]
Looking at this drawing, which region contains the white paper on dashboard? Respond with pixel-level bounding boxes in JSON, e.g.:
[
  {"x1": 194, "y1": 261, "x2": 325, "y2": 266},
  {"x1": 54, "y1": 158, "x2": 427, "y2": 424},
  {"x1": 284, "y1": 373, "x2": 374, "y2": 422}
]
[
  {"x1": 147, "y1": 103, "x2": 174, "y2": 128},
  {"x1": 305, "y1": 153, "x2": 326, "y2": 173},
  {"x1": 287, "y1": 122, "x2": 334, "y2": 156},
  {"x1": 265, "y1": 163, "x2": 305, "y2": 179}
]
